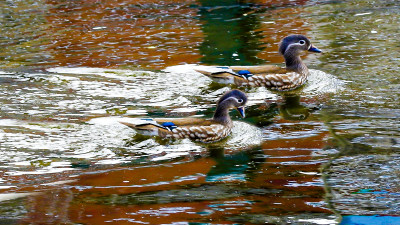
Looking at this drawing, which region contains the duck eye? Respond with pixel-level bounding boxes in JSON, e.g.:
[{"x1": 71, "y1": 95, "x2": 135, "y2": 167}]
[
  {"x1": 299, "y1": 40, "x2": 306, "y2": 45},
  {"x1": 237, "y1": 99, "x2": 243, "y2": 103}
]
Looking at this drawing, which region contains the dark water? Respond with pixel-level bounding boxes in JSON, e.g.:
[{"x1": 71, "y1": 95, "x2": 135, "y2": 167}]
[{"x1": 0, "y1": 0, "x2": 399, "y2": 224}]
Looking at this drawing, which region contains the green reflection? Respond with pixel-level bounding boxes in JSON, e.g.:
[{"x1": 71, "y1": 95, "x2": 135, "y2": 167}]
[
  {"x1": 279, "y1": 95, "x2": 315, "y2": 121},
  {"x1": 245, "y1": 94, "x2": 317, "y2": 126},
  {"x1": 245, "y1": 102, "x2": 278, "y2": 126},
  {"x1": 198, "y1": 0, "x2": 266, "y2": 65},
  {"x1": 206, "y1": 145, "x2": 264, "y2": 182},
  {"x1": 0, "y1": 0, "x2": 50, "y2": 69}
]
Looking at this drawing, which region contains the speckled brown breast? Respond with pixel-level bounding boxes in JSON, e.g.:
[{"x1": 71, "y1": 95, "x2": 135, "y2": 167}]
[
  {"x1": 234, "y1": 72, "x2": 308, "y2": 91},
  {"x1": 159, "y1": 123, "x2": 233, "y2": 143}
]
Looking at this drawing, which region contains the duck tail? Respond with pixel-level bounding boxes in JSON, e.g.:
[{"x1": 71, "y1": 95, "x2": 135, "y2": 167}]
[
  {"x1": 194, "y1": 68, "x2": 238, "y2": 84},
  {"x1": 119, "y1": 121, "x2": 160, "y2": 136},
  {"x1": 120, "y1": 119, "x2": 178, "y2": 137}
]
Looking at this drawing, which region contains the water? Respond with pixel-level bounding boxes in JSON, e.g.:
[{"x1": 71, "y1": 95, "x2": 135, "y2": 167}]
[{"x1": 0, "y1": 0, "x2": 399, "y2": 224}]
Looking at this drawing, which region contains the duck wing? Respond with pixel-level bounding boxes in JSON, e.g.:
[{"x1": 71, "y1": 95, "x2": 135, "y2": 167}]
[
  {"x1": 195, "y1": 65, "x2": 290, "y2": 86},
  {"x1": 230, "y1": 65, "x2": 287, "y2": 74},
  {"x1": 246, "y1": 72, "x2": 307, "y2": 91},
  {"x1": 120, "y1": 118, "x2": 230, "y2": 143},
  {"x1": 195, "y1": 65, "x2": 286, "y2": 76},
  {"x1": 119, "y1": 120, "x2": 167, "y2": 136},
  {"x1": 154, "y1": 118, "x2": 212, "y2": 126},
  {"x1": 164, "y1": 120, "x2": 231, "y2": 143}
]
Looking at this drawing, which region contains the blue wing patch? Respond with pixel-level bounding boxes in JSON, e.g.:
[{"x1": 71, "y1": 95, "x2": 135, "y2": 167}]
[
  {"x1": 216, "y1": 66, "x2": 230, "y2": 69},
  {"x1": 238, "y1": 70, "x2": 251, "y2": 75},
  {"x1": 161, "y1": 122, "x2": 177, "y2": 131},
  {"x1": 237, "y1": 70, "x2": 253, "y2": 78}
]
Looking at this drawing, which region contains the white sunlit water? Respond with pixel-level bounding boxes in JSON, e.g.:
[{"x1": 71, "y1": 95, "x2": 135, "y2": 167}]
[
  {"x1": 304, "y1": 69, "x2": 346, "y2": 94},
  {"x1": 0, "y1": 65, "x2": 344, "y2": 177}
]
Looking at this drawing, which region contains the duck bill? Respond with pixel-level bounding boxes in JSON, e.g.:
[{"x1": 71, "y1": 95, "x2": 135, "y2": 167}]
[
  {"x1": 308, "y1": 45, "x2": 322, "y2": 53},
  {"x1": 236, "y1": 107, "x2": 245, "y2": 118}
]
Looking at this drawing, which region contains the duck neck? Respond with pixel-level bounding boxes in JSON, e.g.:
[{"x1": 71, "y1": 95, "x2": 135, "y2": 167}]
[
  {"x1": 213, "y1": 101, "x2": 232, "y2": 125},
  {"x1": 284, "y1": 52, "x2": 309, "y2": 74}
]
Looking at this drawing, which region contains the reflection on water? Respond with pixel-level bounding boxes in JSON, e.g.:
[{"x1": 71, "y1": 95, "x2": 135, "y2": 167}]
[
  {"x1": 279, "y1": 95, "x2": 312, "y2": 120},
  {"x1": 206, "y1": 146, "x2": 264, "y2": 182},
  {"x1": 311, "y1": 0, "x2": 400, "y2": 220},
  {"x1": 0, "y1": 0, "x2": 399, "y2": 224},
  {"x1": 198, "y1": 0, "x2": 266, "y2": 65},
  {"x1": 0, "y1": 0, "x2": 311, "y2": 69}
]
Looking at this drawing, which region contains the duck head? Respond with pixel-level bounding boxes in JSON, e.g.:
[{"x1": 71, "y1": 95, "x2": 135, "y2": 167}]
[
  {"x1": 278, "y1": 34, "x2": 322, "y2": 56},
  {"x1": 214, "y1": 90, "x2": 248, "y2": 121}
]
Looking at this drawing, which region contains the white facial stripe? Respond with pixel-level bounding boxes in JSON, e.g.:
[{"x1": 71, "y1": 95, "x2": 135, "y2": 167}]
[
  {"x1": 285, "y1": 42, "x2": 303, "y2": 54},
  {"x1": 223, "y1": 96, "x2": 239, "y2": 103}
]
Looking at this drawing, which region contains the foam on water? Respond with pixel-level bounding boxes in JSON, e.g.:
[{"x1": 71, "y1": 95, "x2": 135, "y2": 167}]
[
  {"x1": 47, "y1": 67, "x2": 154, "y2": 80},
  {"x1": 0, "y1": 71, "x2": 14, "y2": 75},
  {"x1": 304, "y1": 69, "x2": 346, "y2": 94},
  {"x1": 46, "y1": 66, "x2": 212, "y2": 111},
  {"x1": 0, "y1": 192, "x2": 40, "y2": 202}
]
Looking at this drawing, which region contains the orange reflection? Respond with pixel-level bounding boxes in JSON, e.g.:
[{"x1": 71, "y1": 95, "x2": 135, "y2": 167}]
[
  {"x1": 72, "y1": 157, "x2": 216, "y2": 195},
  {"x1": 14, "y1": 124, "x2": 332, "y2": 223},
  {"x1": 255, "y1": 121, "x2": 329, "y2": 189},
  {"x1": 45, "y1": 0, "x2": 203, "y2": 69},
  {"x1": 41, "y1": 0, "x2": 312, "y2": 69}
]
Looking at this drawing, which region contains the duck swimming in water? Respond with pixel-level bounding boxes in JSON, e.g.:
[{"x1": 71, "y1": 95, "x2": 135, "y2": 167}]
[
  {"x1": 195, "y1": 35, "x2": 322, "y2": 91},
  {"x1": 120, "y1": 90, "x2": 247, "y2": 143}
]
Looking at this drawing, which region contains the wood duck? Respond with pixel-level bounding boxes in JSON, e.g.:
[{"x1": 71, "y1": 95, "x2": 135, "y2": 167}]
[
  {"x1": 195, "y1": 35, "x2": 322, "y2": 91},
  {"x1": 120, "y1": 90, "x2": 248, "y2": 143}
]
